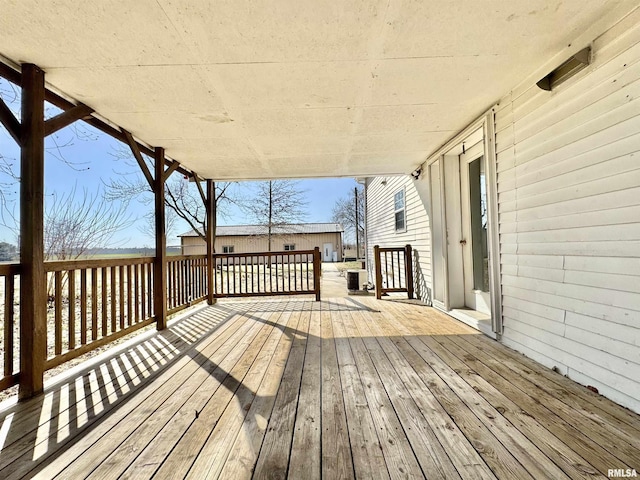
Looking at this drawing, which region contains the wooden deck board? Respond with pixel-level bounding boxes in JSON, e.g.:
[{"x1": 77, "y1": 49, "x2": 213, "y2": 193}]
[{"x1": 1, "y1": 298, "x2": 639, "y2": 480}]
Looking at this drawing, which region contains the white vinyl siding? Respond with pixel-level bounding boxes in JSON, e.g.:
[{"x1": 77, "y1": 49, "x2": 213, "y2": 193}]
[
  {"x1": 366, "y1": 176, "x2": 432, "y2": 302},
  {"x1": 494, "y1": 7, "x2": 640, "y2": 412}
]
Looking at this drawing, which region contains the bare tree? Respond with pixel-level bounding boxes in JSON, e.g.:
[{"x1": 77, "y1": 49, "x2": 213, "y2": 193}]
[
  {"x1": 104, "y1": 142, "x2": 239, "y2": 249},
  {"x1": 43, "y1": 185, "x2": 132, "y2": 296},
  {"x1": 242, "y1": 180, "x2": 308, "y2": 251},
  {"x1": 332, "y1": 184, "x2": 365, "y2": 256},
  {"x1": 45, "y1": 185, "x2": 131, "y2": 260}
]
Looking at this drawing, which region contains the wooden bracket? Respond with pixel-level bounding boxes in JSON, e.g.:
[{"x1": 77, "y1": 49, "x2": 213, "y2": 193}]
[
  {"x1": 193, "y1": 175, "x2": 207, "y2": 206},
  {"x1": 44, "y1": 103, "x2": 93, "y2": 137},
  {"x1": 162, "y1": 161, "x2": 180, "y2": 183},
  {"x1": 123, "y1": 129, "x2": 154, "y2": 189},
  {"x1": 0, "y1": 95, "x2": 22, "y2": 145}
]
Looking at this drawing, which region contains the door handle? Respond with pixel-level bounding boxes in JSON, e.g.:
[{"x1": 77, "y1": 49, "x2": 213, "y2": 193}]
[{"x1": 459, "y1": 239, "x2": 467, "y2": 246}]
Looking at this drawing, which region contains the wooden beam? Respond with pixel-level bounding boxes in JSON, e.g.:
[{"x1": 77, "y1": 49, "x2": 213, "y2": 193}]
[
  {"x1": 0, "y1": 95, "x2": 22, "y2": 145},
  {"x1": 206, "y1": 180, "x2": 215, "y2": 305},
  {"x1": 44, "y1": 103, "x2": 93, "y2": 137},
  {"x1": 154, "y1": 147, "x2": 168, "y2": 330},
  {"x1": 0, "y1": 59, "x2": 196, "y2": 179},
  {"x1": 162, "y1": 160, "x2": 180, "y2": 182},
  {"x1": 123, "y1": 130, "x2": 154, "y2": 189},
  {"x1": 19, "y1": 64, "x2": 47, "y2": 400},
  {"x1": 0, "y1": 61, "x2": 21, "y2": 85}
]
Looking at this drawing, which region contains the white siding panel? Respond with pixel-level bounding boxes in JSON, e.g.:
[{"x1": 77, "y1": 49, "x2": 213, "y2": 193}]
[
  {"x1": 565, "y1": 312, "x2": 640, "y2": 345},
  {"x1": 365, "y1": 175, "x2": 432, "y2": 302},
  {"x1": 496, "y1": 10, "x2": 640, "y2": 413},
  {"x1": 563, "y1": 255, "x2": 640, "y2": 275}
]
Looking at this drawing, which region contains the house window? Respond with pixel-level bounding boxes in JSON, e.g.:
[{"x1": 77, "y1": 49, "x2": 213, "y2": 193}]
[
  {"x1": 284, "y1": 244, "x2": 296, "y2": 251},
  {"x1": 222, "y1": 245, "x2": 234, "y2": 253},
  {"x1": 394, "y1": 189, "x2": 406, "y2": 232}
]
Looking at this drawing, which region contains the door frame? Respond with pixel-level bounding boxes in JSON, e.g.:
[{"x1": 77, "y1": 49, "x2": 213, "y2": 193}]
[
  {"x1": 426, "y1": 111, "x2": 503, "y2": 335},
  {"x1": 459, "y1": 141, "x2": 491, "y2": 315}
]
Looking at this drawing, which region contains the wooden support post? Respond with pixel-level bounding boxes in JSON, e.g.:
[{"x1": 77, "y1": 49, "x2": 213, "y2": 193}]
[
  {"x1": 405, "y1": 244, "x2": 414, "y2": 300},
  {"x1": 373, "y1": 245, "x2": 382, "y2": 300},
  {"x1": 154, "y1": 147, "x2": 167, "y2": 330},
  {"x1": 19, "y1": 64, "x2": 47, "y2": 399},
  {"x1": 313, "y1": 246, "x2": 321, "y2": 301},
  {"x1": 206, "y1": 179, "x2": 216, "y2": 305}
]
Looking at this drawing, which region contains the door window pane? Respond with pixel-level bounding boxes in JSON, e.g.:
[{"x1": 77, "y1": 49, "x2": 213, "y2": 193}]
[{"x1": 468, "y1": 158, "x2": 489, "y2": 292}]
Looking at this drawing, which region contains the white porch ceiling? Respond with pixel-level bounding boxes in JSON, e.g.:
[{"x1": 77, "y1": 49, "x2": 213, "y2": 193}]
[{"x1": 0, "y1": 1, "x2": 634, "y2": 180}]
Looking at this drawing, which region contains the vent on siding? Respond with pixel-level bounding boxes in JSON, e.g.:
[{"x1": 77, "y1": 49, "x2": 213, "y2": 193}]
[{"x1": 536, "y1": 46, "x2": 591, "y2": 91}]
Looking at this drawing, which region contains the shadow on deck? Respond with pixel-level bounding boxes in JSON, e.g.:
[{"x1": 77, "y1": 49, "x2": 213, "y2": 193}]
[{"x1": 0, "y1": 297, "x2": 639, "y2": 479}]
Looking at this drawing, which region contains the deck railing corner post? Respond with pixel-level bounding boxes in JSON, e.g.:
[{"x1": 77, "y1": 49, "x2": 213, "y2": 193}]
[
  {"x1": 373, "y1": 245, "x2": 382, "y2": 300},
  {"x1": 405, "y1": 244, "x2": 414, "y2": 300},
  {"x1": 313, "y1": 246, "x2": 321, "y2": 301}
]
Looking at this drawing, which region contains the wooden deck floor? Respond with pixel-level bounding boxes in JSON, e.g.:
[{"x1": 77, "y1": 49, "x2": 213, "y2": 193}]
[{"x1": 1, "y1": 297, "x2": 639, "y2": 479}]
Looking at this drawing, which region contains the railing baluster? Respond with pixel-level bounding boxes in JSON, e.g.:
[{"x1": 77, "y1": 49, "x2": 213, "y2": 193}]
[
  {"x1": 225, "y1": 256, "x2": 230, "y2": 295},
  {"x1": 293, "y1": 255, "x2": 297, "y2": 292},
  {"x1": 92, "y1": 268, "x2": 98, "y2": 339},
  {"x1": 4, "y1": 274, "x2": 15, "y2": 377},
  {"x1": 80, "y1": 269, "x2": 87, "y2": 344},
  {"x1": 141, "y1": 263, "x2": 146, "y2": 320},
  {"x1": 244, "y1": 255, "x2": 248, "y2": 294},
  {"x1": 54, "y1": 271, "x2": 62, "y2": 356},
  {"x1": 117, "y1": 265, "x2": 123, "y2": 329},
  {"x1": 101, "y1": 268, "x2": 108, "y2": 336},
  {"x1": 127, "y1": 264, "x2": 133, "y2": 326},
  {"x1": 68, "y1": 269, "x2": 75, "y2": 350},
  {"x1": 148, "y1": 263, "x2": 153, "y2": 318},
  {"x1": 111, "y1": 266, "x2": 117, "y2": 333},
  {"x1": 134, "y1": 264, "x2": 140, "y2": 323},
  {"x1": 232, "y1": 256, "x2": 236, "y2": 294}
]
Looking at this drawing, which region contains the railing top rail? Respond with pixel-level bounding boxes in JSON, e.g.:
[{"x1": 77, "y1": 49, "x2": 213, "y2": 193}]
[
  {"x1": 44, "y1": 256, "x2": 155, "y2": 272},
  {"x1": 0, "y1": 262, "x2": 21, "y2": 275},
  {"x1": 213, "y1": 249, "x2": 317, "y2": 259},
  {"x1": 376, "y1": 246, "x2": 408, "y2": 253},
  {"x1": 167, "y1": 254, "x2": 207, "y2": 262}
]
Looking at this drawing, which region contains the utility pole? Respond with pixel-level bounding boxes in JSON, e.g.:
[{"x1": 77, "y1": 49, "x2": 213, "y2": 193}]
[{"x1": 354, "y1": 186, "x2": 359, "y2": 259}]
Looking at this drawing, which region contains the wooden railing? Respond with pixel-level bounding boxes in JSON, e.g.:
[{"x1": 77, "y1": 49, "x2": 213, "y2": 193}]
[
  {"x1": 1, "y1": 248, "x2": 323, "y2": 395},
  {"x1": 374, "y1": 245, "x2": 414, "y2": 300},
  {"x1": 167, "y1": 255, "x2": 208, "y2": 314},
  {"x1": 212, "y1": 248, "x2": 321, "y2": 301},
  {"x1": 0, "y1": 262, "x2": 21, "y2": 391},
  {"x1": 44, "y1": 257, "x2": 156, "y2": 370}
]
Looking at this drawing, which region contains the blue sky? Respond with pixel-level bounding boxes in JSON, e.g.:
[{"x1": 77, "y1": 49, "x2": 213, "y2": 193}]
[{"x1": 0, "y1": 78, "x2": 359, "y2": 248}]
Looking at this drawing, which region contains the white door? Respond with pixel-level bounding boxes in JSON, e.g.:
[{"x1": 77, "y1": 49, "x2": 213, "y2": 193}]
[
  {"x1": 459, "y1": 143, "x2": 491, "y2": 315},
  {"x1": 323, "y1": 243, "x2": 333, "y2": 262}
]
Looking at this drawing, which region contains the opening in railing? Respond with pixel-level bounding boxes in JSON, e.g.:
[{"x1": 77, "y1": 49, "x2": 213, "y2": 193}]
[
  {"x1": 374, "y1": 244, "x2": 414, "y2": 300},
  {"x1": 212, "y1": 248, "x2": 321, "y2": 301}
]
